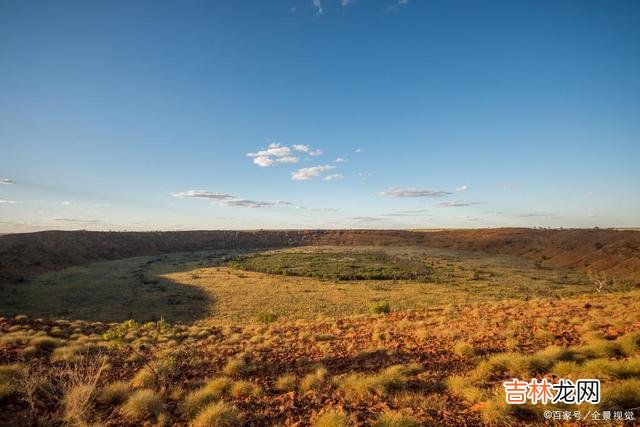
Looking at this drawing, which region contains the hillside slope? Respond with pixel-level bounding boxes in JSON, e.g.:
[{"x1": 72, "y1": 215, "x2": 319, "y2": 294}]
[{"x1": 0, "y1": 228, "x2": 638, "y2": 284}]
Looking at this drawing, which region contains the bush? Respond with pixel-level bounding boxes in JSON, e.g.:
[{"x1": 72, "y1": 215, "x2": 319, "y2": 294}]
[
  {"x1": 191, "y1": 401, "x2": 242, "y2": 427},
  {"x1": 369, "y1": 301, "x2": 391, "y2": 315}
]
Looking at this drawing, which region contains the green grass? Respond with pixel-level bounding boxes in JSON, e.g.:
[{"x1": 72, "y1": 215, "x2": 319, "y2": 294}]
[{"x1": 225, "y1": 250, "x2": 433, "y2": 281}]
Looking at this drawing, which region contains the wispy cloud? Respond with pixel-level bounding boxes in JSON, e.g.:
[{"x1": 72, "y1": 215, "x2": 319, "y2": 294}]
[
  {"x1": 381, "y1": 208, "x2": 430, "y2": 217},
  {"x1": 291, "y1": 165, "x2": 335, "y2": 181},
  {"x1": 502, "y1": 182, "x2": 515, "y2": 189},
  {"x1": 334, "y1": 157, "x2": 348, "y2": 163},
  {"x1": 172, "y1": 190, "x2": 291, "y2": 208},
  {"x1": 323, "y1": 173, "x2": 344, "y2": 181},
  {"x1": 313, "y1": 0, "x2": 323, "y2": 15},
  {"x1": 380, "y1": 188, "x2": 451, "y2": 198},
  {"x1": 456, "y1": 185, "x2": 469, "y2": 192},
  {"x1": 53, "y1": 218, "x2": 103, "y2": 224},
  {"x1": 297, "y1": 205, "x2": 338, "y2": 212},
  {"x1": 513, "y1": 212, "x2": 558, "y2": 219},
  {"x1": 341, "y1": 0, "x2": 355, "y2": 5},
  {"x1": 0, "y1": 178, "x2": 15, "y2": 185},
  {"x1": 0, "y1": 197, "x2": 21, "y2": 204},
  {"x1": 439, "y1": 201, "x2": 484, "y2": 207},
  {"x1": 61, "y1": 201, "x2": 72, "y2": 206},
  {"x1": 355, "y1": 148, "x2": 364, "y2": 154},
  {"x1": 350, "y1": 216, "x2": 385, "y2": 222}
]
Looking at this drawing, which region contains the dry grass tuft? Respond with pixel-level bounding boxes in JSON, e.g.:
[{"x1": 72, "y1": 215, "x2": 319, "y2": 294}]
[
  {"x1": 374, "y1": 410, "x2": 420, "y2": 427},
  {"x1": 300, "y1": 367, "x2": 329, "y2": 393},
  {"x1": 275, "y1": 374, "x2": 297, "y2": 391},
  {"x1": 191, "y1": 401, "x2": 242, "y2": 427},
  {"x1": 121, "y1": 388, "x2": 164, "y2": 421},
  {"x1": 182, "y1": 377, "x2": 232, "y2": 417},
  {"x1": 313, "y1": 408, "x2": 353, "y2": 427},
  {"x1": 338, "y1": 364, "x2": 420, "y2": 399},
  {"x1": 97, "y1": 381, "x2": 131, "y2": 405}
]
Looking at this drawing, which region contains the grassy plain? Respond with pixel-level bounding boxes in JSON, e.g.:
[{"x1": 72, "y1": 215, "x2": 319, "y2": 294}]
[
  {"x1": 0, "y1": 246, "x2": 601, "y2": 323},
  {"x1": 0, "y1": 244, "x2": 638, "y2": 426}
]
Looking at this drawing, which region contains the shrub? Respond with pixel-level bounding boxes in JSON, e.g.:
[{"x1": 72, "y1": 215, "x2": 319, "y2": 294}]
[
  {"x1": 121, "y1": 389, "x2": 164, "y2": 421},
  {"x1": 275, "y1": 374, "x2": 296, "y2": 392},
  {"x1": 191, "y1": 401, "x2": 242, "y2": 427},
  {"x1": 369, "y1": 302, "x2": 391, "y2": 315},
  {"x1": 374, "y1": 410, "x2": 420, "y2": 427},
  {"x1": 313, "y1": 409, "x2": 352, "y2": 427}
]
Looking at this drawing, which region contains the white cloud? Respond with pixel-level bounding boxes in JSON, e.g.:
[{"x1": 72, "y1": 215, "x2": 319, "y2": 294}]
[
  {"x1": 0, "y1": 178, "x2": 15, "y2": 185},
  {"x1": 61, "y1": 201, "x2": 72, "y2": 206},
  {"x1": 246, "y1": 142, "x2": 291, "y2": 158},
  {"x1": 0, "y1": 197, "x2": 21, "y2": 204},
  {"x1": 380, "y1": 188, "x2": 451, "y2": 198},
  {"x1": 53, "y1": 218, "x2": 103, "y2": 224},
  {"x1": 323, "y1": 174, "x2": 344, "y2": 181},
  {"x1": 291, "y1": 165, "x2": 335, "y2": 181},
  {"x1": 456, "y1": 185, "x2": 469, "y2": 192},
  {"x1": 439, "y1": 201, "x2": 484, "y2": 207},
  {"x1": 513, "y1": 212, "x2": 558, "y2": 219},
  {"x1": 276, "y1": 156, "x2": 299, "y2": 164},
  {"x1": 172, "y1": 190, "x2": 236, "y2": 201},
  {"x1": 297, "y1": 205, "x2": 338, "y2": 212},
  {"x1": 334, "y1": 157, "x2": 348, "y2": 163},
  {"x1": 313, "y1": 0, "x2": 323, "y2": 14},
  {"x1": 247, "y1": 142, "x2": 321, "y2": 167},
  {"x1": 355, "y1": 148, "x2": 364, "y2": 153},
  {"x1": 252, "y1": 156, "x2": 275, "y2": 167},
  {"x1": 172, "y1": 190, "x2": 291, "y2": 209},
  {"x1": 292, "y1": 144, "x2": 310, "y2": 152}
]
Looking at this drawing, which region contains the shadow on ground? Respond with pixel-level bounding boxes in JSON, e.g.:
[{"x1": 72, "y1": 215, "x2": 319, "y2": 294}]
[{"x1": 0, "y1": 248, "x2": 272, "y2": 323}]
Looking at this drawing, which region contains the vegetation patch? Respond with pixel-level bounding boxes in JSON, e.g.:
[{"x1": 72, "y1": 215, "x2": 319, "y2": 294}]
[{"x1": 225, "y1": 250, "x2": 433, "y2": 281}]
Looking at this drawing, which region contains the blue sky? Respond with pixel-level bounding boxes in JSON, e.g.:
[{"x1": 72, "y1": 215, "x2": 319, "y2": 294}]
[{"x1": 1, "y1": 0, "x2": 639, "y2": 232}]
